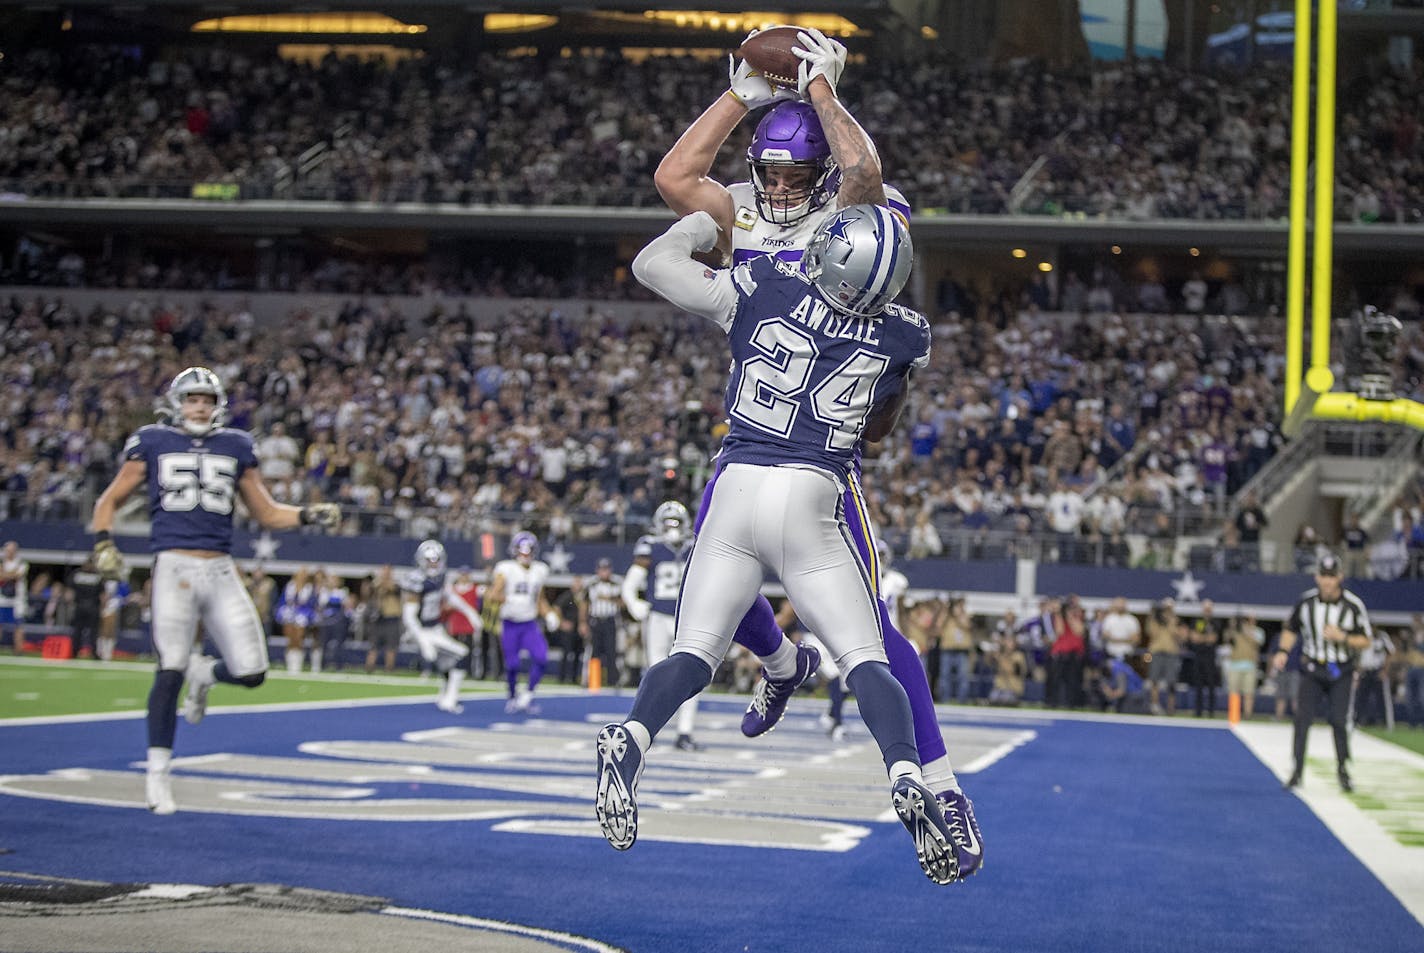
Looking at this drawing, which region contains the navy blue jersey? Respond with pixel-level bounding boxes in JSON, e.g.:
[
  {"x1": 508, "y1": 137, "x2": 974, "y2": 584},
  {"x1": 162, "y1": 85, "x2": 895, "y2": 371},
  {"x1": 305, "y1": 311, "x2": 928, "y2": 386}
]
[
  {"x1": 401, "y1": 569, "x2": 447, "y2": 626},
  {"x1": 717, "y1": 256, "x2": 931, "y2": 482},
  {"x1": 637, "y1": 536, "x2": 692, "y2": 617},
  {"x1": 122, "y1": 424, "x2": 258, "y2": 553}
]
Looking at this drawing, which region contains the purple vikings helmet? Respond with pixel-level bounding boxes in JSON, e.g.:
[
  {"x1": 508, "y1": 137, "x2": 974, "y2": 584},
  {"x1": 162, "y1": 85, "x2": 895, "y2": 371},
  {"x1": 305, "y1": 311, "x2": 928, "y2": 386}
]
[
  {"x1": 509, "y1": 531, "x2": 539, "y2": 561},
  {"x1": 747, "y1": 101, "x2": 839, "y2": 226}
]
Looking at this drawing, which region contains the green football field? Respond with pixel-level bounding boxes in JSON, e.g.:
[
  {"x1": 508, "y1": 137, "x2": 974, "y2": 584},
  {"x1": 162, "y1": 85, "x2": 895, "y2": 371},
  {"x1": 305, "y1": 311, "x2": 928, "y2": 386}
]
[{"x1": 0, "y1": 658, "x2": 505, "y2": 719}]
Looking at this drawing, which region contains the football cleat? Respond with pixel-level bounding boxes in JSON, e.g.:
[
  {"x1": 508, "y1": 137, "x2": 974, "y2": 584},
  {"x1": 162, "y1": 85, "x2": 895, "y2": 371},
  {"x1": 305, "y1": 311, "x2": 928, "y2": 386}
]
[
  {"x1": 595, "y1": 724, "x2": 644, "y2": 851},
  {"x1": 180, "y1": 655, "x2": 215, "y2": 726},
  {"x1": 741, "y1": 642, "x2": 821, "y2": 737},
  {"x1": 436, "y1": 700, "x2": 465, "y2": 715},
  {"x1": 937, "y1": 788, "x2": 984, "y2": 879},
  {"x1": 673, "y1": 734, "x2": 703, "y2": 752},
  {"x1": 891, "y1": 776, "x2": 957, "y2": 885},
  {"x1": 504, "y1": 696, "x2": 524, "y2": 714},
  {"x1": 146, "y1": 768, "x2": 176, "y2": 816}
]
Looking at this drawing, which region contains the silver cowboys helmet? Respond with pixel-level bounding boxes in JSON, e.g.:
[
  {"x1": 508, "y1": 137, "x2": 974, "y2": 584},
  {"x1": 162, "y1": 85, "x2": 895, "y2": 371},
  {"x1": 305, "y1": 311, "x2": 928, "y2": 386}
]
[
  {"x1": 166, "y1": 366, "x2": 228, "y2": 436},
  {"x1": 652, "y1": 501, "x2": 691, "y2": 545},
  {"x1": 802, "y1": 204, "x2": 913, "y2": 318},
  {"x1": 415, "y1": 539, "x2": 447, "y2": 578}
]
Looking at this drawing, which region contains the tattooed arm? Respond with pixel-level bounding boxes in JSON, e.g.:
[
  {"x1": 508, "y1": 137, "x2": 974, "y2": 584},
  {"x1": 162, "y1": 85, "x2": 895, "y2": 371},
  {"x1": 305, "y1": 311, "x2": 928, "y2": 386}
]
[{"x1": 805, "y1": 78, "x2": 886, "y2": 208}]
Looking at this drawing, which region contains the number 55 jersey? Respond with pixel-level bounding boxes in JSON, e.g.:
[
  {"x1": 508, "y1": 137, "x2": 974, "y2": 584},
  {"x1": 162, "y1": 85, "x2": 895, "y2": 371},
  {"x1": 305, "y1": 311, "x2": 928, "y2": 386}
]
[{"x1": 122, "y1": 424, "x2": 258, "y2": 553}]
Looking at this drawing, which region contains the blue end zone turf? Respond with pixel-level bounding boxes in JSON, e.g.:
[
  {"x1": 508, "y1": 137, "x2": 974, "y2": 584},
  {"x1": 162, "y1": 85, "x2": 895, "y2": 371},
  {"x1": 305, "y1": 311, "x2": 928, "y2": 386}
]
[{"x1": 2, "y1": 696, "x2": 1420, "y2": 952}]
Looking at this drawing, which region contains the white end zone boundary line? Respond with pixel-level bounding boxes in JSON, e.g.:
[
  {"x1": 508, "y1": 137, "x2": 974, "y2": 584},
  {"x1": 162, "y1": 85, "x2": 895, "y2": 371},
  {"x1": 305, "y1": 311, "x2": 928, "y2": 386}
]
[{"x1": 1235, "y1": 720, "x2": 1424, "y2": 928}]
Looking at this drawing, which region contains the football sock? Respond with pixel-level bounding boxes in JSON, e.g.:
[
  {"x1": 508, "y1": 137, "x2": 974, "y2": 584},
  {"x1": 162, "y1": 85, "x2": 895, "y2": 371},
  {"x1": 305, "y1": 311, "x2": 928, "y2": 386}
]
[
  {"x1": 147, "y1": 669, "x2": 183, "y2": 749},
  {"x1": 761, "y1": 639, "x2": 800, "y2": 681},
  {"x1": 922, "y1": 758, "x2": 959, "y2": 794},
  {"x1": 882, "y1": 606, "x2": 948, "y2": 765},
  {"x1": 146, "y1": 746, "x2": 172, "y2": 773},
  {"x1": 846, "y1": 661, "x2": 918, "y2": 773},
  {"x1": 627, "y1": 653, "x2": 712, "y2": 741}
]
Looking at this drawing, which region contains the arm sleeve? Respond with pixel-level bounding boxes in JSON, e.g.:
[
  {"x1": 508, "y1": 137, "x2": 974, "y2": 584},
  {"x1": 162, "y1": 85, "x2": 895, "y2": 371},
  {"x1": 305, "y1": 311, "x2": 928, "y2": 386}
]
[
  {"x1": 631, "y1": 211, "x2": 738, "y2": 330},
  {"x1": 401, "y1": 601, "x2": 421, "y2": 634}
]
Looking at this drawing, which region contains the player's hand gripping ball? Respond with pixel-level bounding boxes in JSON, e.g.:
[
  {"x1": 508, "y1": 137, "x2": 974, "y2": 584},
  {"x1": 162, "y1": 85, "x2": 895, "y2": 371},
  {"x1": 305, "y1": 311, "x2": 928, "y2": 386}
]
[{"x1": 737, "y1": 25, "x2": 805, "y2": 89}]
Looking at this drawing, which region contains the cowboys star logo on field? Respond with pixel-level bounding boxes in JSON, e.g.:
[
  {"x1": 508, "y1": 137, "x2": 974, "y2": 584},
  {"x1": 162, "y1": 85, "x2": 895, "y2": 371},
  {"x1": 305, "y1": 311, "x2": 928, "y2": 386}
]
[{"x1": 0, "y1": 713, "x2": 1026, "y2": 853}]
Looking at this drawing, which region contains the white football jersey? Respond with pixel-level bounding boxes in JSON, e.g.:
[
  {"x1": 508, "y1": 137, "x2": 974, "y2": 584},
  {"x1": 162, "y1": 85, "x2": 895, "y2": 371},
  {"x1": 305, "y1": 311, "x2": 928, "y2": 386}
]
[
  {"x1": 880, "y1": 568, "x2": 909, "y2": 630},
  {"x1": 726, "y1": 182, "x2": 911, "y2": 268},
  {"x1": 493, "y1": 559, "x2": 549, "y2": 621}
]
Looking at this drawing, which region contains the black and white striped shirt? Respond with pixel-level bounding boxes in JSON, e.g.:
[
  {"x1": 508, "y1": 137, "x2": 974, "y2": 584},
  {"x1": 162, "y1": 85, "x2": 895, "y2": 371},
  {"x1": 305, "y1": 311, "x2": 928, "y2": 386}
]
[
  {"x1": 586, "y1": 578, "x2": 623, "y2": 620},
  {"x1": 1286, "y1": 588, "x2": 1373, "y2": 666}
]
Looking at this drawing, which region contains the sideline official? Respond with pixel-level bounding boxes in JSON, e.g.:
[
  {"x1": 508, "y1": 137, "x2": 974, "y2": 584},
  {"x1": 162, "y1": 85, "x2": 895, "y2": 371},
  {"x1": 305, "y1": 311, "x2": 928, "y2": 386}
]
[{"x1": 1272, "y1": 553, "x2": 1373, "y2": 792}]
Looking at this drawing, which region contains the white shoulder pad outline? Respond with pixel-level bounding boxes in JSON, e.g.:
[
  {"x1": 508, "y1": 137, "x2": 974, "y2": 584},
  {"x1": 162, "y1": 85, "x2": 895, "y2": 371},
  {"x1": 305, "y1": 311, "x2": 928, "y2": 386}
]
[{"x1": 732, "y1": 261, "x2": 759, "y2": 297}]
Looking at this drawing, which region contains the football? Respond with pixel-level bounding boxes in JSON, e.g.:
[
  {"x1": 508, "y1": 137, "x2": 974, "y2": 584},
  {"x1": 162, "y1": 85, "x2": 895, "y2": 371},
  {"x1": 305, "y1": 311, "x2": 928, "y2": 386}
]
[{"x1": 737, "y1": 26, "x2": 803, "y2": 89}]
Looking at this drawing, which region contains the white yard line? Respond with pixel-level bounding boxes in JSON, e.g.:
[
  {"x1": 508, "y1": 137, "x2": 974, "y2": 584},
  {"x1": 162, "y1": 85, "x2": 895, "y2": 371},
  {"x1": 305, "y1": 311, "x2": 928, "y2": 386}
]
[{"x1": 1234, "y1": 720, "x2": 1424, "y2": 927}]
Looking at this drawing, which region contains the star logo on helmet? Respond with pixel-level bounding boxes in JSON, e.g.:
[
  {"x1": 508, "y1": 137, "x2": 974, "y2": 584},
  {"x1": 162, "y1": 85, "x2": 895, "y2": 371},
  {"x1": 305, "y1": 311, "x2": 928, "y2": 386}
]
[{"x1": 826, "y1": 213, "x2": 855, "y2": 244}]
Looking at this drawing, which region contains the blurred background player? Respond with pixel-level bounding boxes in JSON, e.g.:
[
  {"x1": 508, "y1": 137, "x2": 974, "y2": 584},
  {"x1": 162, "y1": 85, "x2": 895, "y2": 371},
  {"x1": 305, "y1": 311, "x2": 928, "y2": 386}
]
[
  {"x1": 1, "y1": 540, "x2": 29, "y2": 654},
  {"x1": 654, "y1": 27, "x2": 980, "y2": 876},
  {"x1": 622, "y1": 501, "x2": 702, "y2": 751},
  {"x1": 89, "y1": 366, "x2": 340, "y2": 814},
  {"x1": 585, "y1": 557, "x2": 624, "y2": 690},
  {"x1": 486, "y1": 531, "x2": 557, "y2": 713},
  {"x1": 400, "y1": 540, "x2": 479, "y2": 714}
]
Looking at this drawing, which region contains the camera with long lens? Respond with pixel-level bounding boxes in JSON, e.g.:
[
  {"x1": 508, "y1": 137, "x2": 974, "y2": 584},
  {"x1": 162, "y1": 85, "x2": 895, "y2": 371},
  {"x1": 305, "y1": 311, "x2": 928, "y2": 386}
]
[{"x1": 1350, "y1": 306, "x2": 1403, "y2": 401}]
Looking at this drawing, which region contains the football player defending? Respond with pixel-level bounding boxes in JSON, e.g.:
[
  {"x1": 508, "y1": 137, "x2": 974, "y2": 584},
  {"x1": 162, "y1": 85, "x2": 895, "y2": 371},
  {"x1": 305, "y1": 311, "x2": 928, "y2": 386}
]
[
  {"x1": 597, "y1": 198, "x2": 958, "y2": 885},
  {"x1": 654, "y1": 28, "x2": 982, "y2": 877},
  {"x1": 401, "y1": 540, "x2": 480, "y2": 714},
  {"x1": 486, "y1": 531, "x2": 557, "y2": 714},
  {"x1": 622, "y1": 501, "x2": 701, "y2": 751},
  {"x1": 89, "y1": 367, "x2": 341, "y2": 815}
]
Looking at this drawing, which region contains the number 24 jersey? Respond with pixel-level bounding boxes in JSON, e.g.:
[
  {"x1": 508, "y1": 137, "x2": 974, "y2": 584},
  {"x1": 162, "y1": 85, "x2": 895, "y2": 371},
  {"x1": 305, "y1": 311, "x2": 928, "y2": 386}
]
[{"x1": 716, "y1": 256, "x2": 931, "y2": 483}]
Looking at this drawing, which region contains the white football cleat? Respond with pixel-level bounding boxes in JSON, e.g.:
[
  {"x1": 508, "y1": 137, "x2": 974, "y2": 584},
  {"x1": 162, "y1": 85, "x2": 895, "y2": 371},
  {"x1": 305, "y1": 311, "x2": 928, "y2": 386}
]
[{"x1": 146, "y1": 768, "x2": 176, "y2": 816}]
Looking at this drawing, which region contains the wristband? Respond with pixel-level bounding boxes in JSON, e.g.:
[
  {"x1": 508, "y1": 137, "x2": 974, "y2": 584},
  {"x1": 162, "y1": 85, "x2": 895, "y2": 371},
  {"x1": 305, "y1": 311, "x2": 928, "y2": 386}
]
[
  {"x1": 94, "y1": 530, "x2": 111, "y2": 543},
  {"x1": 299, "y1": 507, "x2": 313, "y2": 526}
]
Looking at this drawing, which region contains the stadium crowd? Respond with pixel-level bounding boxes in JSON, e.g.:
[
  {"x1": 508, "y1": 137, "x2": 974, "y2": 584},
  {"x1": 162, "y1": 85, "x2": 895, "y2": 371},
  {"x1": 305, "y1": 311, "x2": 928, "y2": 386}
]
[
  {"x1": 2, "y1": 44, "x2": 1422, "y2": 221},
  {"x1": 7, "y1": 283, "x2": 1421, "y2": 576}
]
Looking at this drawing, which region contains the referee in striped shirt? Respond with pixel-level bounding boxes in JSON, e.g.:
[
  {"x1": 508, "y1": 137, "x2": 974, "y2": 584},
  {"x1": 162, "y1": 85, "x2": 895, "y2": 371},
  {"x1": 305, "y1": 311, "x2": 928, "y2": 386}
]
[
  {"x1": 1272, "y1": 553, "x2": 1373, "y2": 792},
  {"x1": 586, "y1": 558, "x2": 624, "y2": 687}
]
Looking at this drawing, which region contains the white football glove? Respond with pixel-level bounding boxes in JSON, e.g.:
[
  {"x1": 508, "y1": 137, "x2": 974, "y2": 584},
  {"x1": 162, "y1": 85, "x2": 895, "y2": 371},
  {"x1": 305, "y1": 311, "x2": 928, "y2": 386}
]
[
  {"x1": 793, "y1": 28, "x2": 847, "y2": 97},
  {"x1": 301, "y1": 502, "x2": 341, "y2": 529},
  {"x1": 728, "y1": 54, "x2": 798, "y2": 111}
]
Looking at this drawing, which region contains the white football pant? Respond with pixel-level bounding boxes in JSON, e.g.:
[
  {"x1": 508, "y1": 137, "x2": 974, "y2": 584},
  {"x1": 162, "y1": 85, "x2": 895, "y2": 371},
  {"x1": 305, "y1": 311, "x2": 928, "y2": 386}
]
[
  {"x1": 673, "y1": 464, "x2": 886, "y2": 675},
  {"x1": 150, "y1": 552, "x2": 267, "y2": 676},
  {"x1": 409, "y1": 624, "x2": 470, "y2": 665}
]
